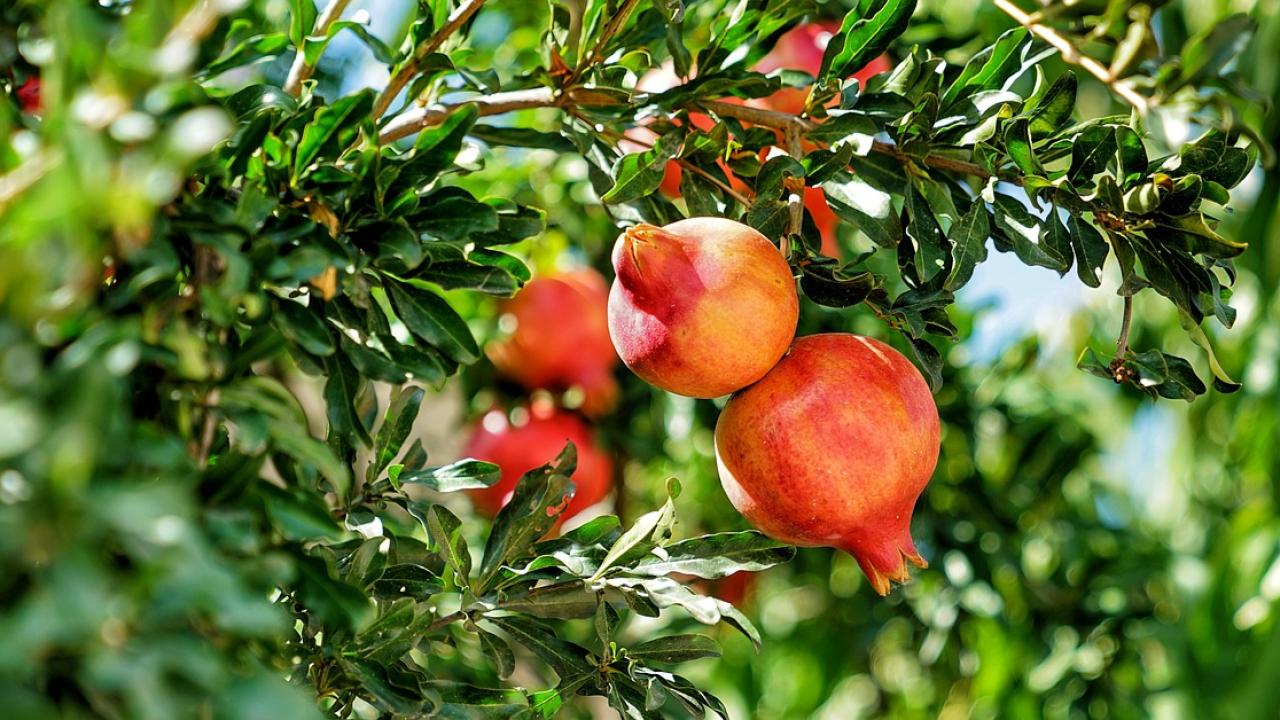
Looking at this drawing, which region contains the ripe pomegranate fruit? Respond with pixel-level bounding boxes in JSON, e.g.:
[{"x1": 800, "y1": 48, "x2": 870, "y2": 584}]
[
  {"x1": 463, "y1": 404, "x2": 613, "y2": 524},
  {"x1": 487, "y1": 268, "x2": 619, "y2": 417},
  {"x1": 15, "y1": 76, "x2": 40, "y2": 114},
  {"x1": 608, "y1": 217, "x2": 798, "y2": 398},
  {"x1": 714, "y1": 334, "x2": 940, "y2": 595},
  {"x1": 754, "y1": 21, "x2": 893, "y2": 116}
]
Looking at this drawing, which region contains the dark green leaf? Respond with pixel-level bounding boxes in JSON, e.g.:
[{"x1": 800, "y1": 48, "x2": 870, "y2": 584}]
[
  {"x1": 628, "y1": 635, "x2": 721, "y2": 665},
  {"x1": 628, "y1": 531, "x2": 795, "y2": 578},
  {"x1": 399, "y1": 459, "x2": 501, "y2": 492},
  {"x1": 383, "y1": 277, "x2": 480, "y2": 363}
]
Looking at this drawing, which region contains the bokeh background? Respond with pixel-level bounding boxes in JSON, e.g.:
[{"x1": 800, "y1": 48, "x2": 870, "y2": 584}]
[{"x1": 7, "y1": 0, "x2": 1280, "y2": 718}]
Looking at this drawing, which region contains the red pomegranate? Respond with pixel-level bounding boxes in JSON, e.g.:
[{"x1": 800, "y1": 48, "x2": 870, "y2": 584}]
[
  {"x1": 608, "y1": 217, "x2": 798, "y2": 398},
  {"x1": 487, "y1": 268, "x2": 619, "y2": 417},
  {"x1": 714, "y1": 334, "x2": 940, "y2": 595},
  {"x1": 16, "y1": 76, "x2": 40, "y2": 114},
  {"x1": 463, "y1": 404, "x2": 614, "y2": 524}
]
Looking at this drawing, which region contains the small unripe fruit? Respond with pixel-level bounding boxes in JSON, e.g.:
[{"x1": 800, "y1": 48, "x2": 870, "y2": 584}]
[
  {"x1": 463, "y1": 404, "x2": 613, "y2": 524},
  {"x1": 487, "y1": 269, "x2": 619, "y2": 416},
  {"x1": 608, "y1": 217, "x2": 798, "y2": 398},
  {"x1": 714, "y1": 333, "x2": 940, "y2": 595}
]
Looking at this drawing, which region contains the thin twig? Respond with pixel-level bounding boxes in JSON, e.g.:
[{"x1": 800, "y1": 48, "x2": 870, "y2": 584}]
[
  {"x1": 993, "y1": 0, "x2": 1149, "y2": 112},
  {"x1": 284, "y1": 0, "x2": 355, "y2": 96},
  {"x1": 566, "y1": 0, "x2": 641, "y2": 85},
  {"x1": 197, "y1": 389, "x2": 220, "y2": 467},
  {"x1": 372, "y1": 0, "x2": 486, "y2": 120},
  {"x1": 0, "y1": 149, "x2": 59, "y2": 209},
  {"x1": 1115, "y1": 294, "x2": 1134, "y2": 358},
  {"x1": 378, "y1": 87, "x2": 561, "y2": 143},
  {"x1": 676, "y1": 158, "x2": 752, "y2": 207},
  {"x1": 425, "y1": 610, "x2": 468, "y2": 633},
  {"x1": 784, "y1": 120, "x2": 804, "y2": 250}
]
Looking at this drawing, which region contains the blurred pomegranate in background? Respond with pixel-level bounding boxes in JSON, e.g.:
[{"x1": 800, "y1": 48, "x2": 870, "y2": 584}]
[
  {"x1": 16, "y1": 76, "x2": 40, "y2": 114},
  {"x1": 487, "y1": 268, "x2": 619, "y2": 417},
  {"x1": 463, "y1": 403, "x2": 614, "y2": 524},
  {"x1": 754, "y1": 21, "x2": 892, "y2": 115}
]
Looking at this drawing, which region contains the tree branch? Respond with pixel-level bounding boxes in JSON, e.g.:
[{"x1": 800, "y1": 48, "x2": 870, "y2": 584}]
[
  {"x1": 372, "y1": 0, "x2": 486, "y2": 120},
  {"x1": 378, "y1": 87, "x2": 561, "y2": 143},
  {"x1": 284, "y1": 0, "x2": 355, "y2": 97},
  {"x1": 994, "y1": 0, "x2": 1149, "y2": 112},
  {"x1": 1115, "y1": 294, "x2": 1134, "y2": 357},
  {"x1": 0, "y1": 149, "x2": 59, "y2": 209},
  {"x1": 677, "y1": 158, "x2": 752, "y2": 207}
]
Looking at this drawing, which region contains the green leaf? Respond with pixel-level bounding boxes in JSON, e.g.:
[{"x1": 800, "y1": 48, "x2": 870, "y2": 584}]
[
  {"x1": 627, "y1": 531, "x2": 795, "y2": 579},
  {"x1": 628, "y1": 634, "x2": 721, "y2": 665},
  {"x1": 322, "y1": 352, "x2": 372, "y2": 448},
  {"x1": 1178, "y1": 312, "x2": 1242, "y2": 393},
  {"x1": 944, "y1": 201, "x2": 990, "y2": 291},
  {"x1": 477, "y1": 629, "x2": 518, "y2": 680},
  {"x1": 271, "y1": 297, "x2": 335, "y2": 356},
  {"x1": 800, "y1": 264, "x2": 879, "y2": 308},
  {"x1": 422, "y1": 504, "x2": 472, "y2": 583},
  {"x1": 260, "y1": 484, "x2": 342, "y2": 541},
  {"x1": 383, "y1": 277, "x2": 480, "y2": 363},
  {"x1": 288, "y1": 0, "x2": 318, "y2": 47},
  {"x1": 941, "y1": 28, "x2": 1028, "y2": 107},
  {"x1": 293, "y1": 91, "x2": 375, "y2": 179},
  {"x1": 371, "y1": 386, "x2": 424, "y2": 481},
  {"x1": 388, "y1": 105, "x2": 479, "y2": 196},
  {"x1": 371, "y1": 564, "x2": 444, "y2": 599},
  {"x1": 1068, "y1": 213, "x2": 1109, "y2": 288},
  {"x1": 990, "y1": 194, "x2": 1069, "y2": 273},
  {"x1": 497, "y1": 582, "x2": 601, "y2": 619},
  {"x1": 606, "y1": 576, "x2": 762, "y2": 650},
  {"x1": 1068, "y1": 124, "x2": 1118, "y2": 186},
  {"x1": 295, "y1": 555, "x2": 373, "y2": 631},
  {"x1": 1022, "y1": 72, "x2": 1076, "y2": 138},
  {"x1": 602, "y1": 132, "x2": 681, "y2": 204},
  {"x1": 485, "y1": 616, "x2": 596, "y2": 678},
  {"x1": 203, "y1": 32, "x2": 290, "y2": 77},
  {"x1": 302, "y1": 20, "x2": 395, "y2": 66},
  {"x1": 477, "y1": 444, "x2": 577, "y2": 592},
  {"x1": 1166, "y1": 14, "x2": 1254, "y2": 97},
  {"x1": 822, "y1": 174, "x2": 902, "y2": 248},
  {"x1": 399, "y1": 459, "x2": 501, "y2": 492},
  {"x1": 820, "y1": 0, "x2": 917, "y2": 81},
  {"x1": 470, "y1": 124, "x2": 576, "y2": 152},
  {"x1": 591, "y1": 490, "x2": 678, "y2": 581}
]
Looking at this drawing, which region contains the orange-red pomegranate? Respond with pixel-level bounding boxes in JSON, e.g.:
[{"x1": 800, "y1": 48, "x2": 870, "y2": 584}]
[
  {"x1": 463, "y1": 404, "x2": 613, "y2": 524},
  {"x1": 714, "y1": 334, "x2": 940, "y2": 595},
  {"x1": 608, "y1": 217, "x2": 798, "y2": 398},
  {"x1": 487, "y1": 268, "x2": 619, "y2": 417}
]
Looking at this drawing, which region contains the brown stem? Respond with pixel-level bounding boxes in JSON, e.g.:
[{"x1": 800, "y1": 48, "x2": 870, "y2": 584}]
[
  {"x1": 378, "y1": 87, "x2": 561, "y2": 143},
  {"x1": 1115, "y1": 294, "x2": 1133, "y2": 358},
  {"x1": 994, "y1": 0, "x2": 1149, "y2": 112},
  {"x1": 284, "y1": 0, "x2": 355, "y2": 96},
  {"x1": 676, "y1": 158, "x2": 752, "y2": 207},
  {"x1": 372, "y1": 0, "x2": 486, "y2": 120},
  {"x1": 425, "y1": 610, "x2": 468, "y2": 633},
  {"x1": 0, "y1": 149, "x2": 59, "y2": 209}
]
